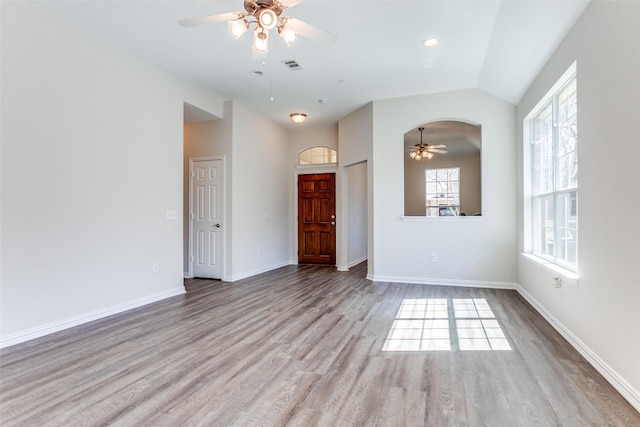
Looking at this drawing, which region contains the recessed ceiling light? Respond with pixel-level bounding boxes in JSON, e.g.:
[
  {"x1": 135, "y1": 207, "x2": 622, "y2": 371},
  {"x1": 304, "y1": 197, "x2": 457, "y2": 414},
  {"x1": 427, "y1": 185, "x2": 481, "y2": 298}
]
[
  {"x1": 249, "y1": 70, "x2": 263, "y2": 77},
  {"x1": 423, "y1": 38, "x2": 440, "y2": 47}
]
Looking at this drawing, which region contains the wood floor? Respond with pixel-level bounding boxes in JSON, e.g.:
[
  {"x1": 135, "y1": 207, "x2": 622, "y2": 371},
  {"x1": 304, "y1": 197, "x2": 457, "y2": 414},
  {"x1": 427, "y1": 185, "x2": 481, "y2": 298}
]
[{"x1": 1, "y1": 262, "x2": 638, "y2": 426}]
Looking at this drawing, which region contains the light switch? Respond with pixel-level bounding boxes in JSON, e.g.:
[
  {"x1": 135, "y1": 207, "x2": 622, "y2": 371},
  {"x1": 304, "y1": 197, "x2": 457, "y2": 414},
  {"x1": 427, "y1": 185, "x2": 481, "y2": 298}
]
[{"x1": 166, "y1": 210, "x2": 177, "y2": 220}]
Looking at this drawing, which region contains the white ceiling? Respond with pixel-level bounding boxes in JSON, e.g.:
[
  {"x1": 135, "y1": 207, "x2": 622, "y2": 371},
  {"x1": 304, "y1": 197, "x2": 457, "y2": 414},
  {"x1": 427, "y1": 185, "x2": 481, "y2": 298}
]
[{"x1": 38, "y1": 0, "x2": 590, "y2": 128}]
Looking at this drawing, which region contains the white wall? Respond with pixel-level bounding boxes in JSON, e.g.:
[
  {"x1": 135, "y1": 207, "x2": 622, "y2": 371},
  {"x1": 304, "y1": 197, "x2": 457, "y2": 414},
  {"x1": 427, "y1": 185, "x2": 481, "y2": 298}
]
[
  {"x1": 0, "y1": 1, "x2": 224, "y2": 345},
  {"x1": 289, "y1": 126, "x2": 339, "y2": 159},
  {"x1": 338, "y1": 103, "x2": 374, "y2": 275},
  {"x1": 172, "y1": 100, "x2": 295, "y2": 284},
  {"x1": 228, "y1": 103, "x2": 291, "y2": 280},
  {"x1": 516, "y1": 0, "x2": 640, "y2": 408},
  {"x1": 371, "y1": 90, "x2": 517, "y2": 286}
]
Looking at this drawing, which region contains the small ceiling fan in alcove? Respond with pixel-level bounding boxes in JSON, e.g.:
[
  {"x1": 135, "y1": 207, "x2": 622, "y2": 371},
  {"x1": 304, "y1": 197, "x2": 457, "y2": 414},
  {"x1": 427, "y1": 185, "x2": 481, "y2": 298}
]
[
  {"x1": 407, "y1": 127, "x2": 448, "y2": 161},
  {"x1": 178, "y1": 0, "x2": 337, "y2": 55}
]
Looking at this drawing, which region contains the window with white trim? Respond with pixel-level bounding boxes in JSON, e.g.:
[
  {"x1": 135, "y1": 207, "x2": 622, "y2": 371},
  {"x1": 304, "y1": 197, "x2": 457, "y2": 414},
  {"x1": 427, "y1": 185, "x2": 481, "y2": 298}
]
[
  {"x1": 528, "y1": 69, "x2": 578, "y2": 270},
  {"x1": 298, "y1": 146, "x2": 337, "y2": 165},
  {"x1": 425, "y1": 167, "x2": 460, "y2": 216}
]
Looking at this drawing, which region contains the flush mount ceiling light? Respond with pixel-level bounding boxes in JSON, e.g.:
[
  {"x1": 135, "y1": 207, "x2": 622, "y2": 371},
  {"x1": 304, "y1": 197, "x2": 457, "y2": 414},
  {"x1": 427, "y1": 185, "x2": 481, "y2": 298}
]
[
  {"x1": 290, "y1": 113, "x2": 307, "y2": 124},
  {"x1": 407, "y1": 127, "x2": 448, "y2": 161},
  {"x1": 423, "y1": 37, "x2": 440, "y2": 47},
  {"x1": 179, "y1": 0, "x2": 338, "y2": 56}
]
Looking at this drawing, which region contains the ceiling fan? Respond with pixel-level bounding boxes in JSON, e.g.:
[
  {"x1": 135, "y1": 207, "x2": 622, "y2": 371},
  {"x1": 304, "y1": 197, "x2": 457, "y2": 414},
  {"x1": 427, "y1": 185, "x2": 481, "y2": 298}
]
[
  {"x1": 178, "y1": 0, "x2": 337, "y2": 55},
  {"x1": 407, "y1": 127, "x2": 448, "y2": 160}
]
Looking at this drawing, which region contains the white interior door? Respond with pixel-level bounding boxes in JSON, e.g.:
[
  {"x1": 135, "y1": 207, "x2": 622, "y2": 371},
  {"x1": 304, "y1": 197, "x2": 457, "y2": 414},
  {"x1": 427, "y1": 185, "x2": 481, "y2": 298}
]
[{"x1": 191, "y1": 159, "x2": 223, "y2": 279}]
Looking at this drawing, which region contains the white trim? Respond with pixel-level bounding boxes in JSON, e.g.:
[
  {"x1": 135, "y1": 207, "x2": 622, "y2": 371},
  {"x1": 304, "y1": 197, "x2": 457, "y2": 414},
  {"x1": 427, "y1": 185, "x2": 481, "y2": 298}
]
[
  {"x1": 524, "y1": 61, "x2": 577, "y2": 121},
  {"x1": 223, "y1": 261, "x2": 293, "y2": 282},
  {"x1": 517, "y1": 285, "x2": 640, "y2": 413},
  {"x1": 0, "y1": 287, "x2": 185, "y2": 349},
  {"x1": 366, "y1": 275, "x2": 518, "y2": 290},
  {"x1": 337, "y1": 256, "x2": 368, "y2": 272},
  {"x1": 348, "y1": 256, "x2": 367, "y2": 268},
  {"x1": 521, "y1": 253, "x2": 579, "y2": 285},
  {"x1": 400, "y1": 215, "x2": 484, "y2": 222}
]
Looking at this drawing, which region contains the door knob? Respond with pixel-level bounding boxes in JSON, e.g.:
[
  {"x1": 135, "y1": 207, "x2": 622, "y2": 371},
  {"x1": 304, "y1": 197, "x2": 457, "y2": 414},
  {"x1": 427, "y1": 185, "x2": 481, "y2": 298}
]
[
  {"x1": 330, "y1": 221, "x2": 336, "y2": 226},
  {"x1": 213, "y1": 223, "x2": 221, "y2": 228}
]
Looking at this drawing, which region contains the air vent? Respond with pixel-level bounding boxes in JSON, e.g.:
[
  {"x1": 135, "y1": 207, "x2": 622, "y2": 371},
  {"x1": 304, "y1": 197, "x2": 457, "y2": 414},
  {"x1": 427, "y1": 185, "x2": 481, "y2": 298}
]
[{"x1": 281, "y1": 59, "x2": 303, "y2": 71}]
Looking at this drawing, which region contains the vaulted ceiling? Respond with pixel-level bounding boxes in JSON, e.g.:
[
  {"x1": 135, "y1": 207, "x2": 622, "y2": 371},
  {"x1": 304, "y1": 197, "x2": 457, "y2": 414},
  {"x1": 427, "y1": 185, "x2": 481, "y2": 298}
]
[{"x1": 39, "y1": 0, "x2": 590, "y2": 128}]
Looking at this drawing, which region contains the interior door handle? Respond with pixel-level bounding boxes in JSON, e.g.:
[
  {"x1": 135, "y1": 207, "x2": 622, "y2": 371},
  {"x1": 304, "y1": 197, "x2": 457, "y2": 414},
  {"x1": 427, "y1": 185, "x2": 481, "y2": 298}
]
[
  {"x1": 213, "y1": 223, "x2": 221, "y2": 228},
  {"x1": 331, "y1": 221, "x2": 336, "y2": 226}
]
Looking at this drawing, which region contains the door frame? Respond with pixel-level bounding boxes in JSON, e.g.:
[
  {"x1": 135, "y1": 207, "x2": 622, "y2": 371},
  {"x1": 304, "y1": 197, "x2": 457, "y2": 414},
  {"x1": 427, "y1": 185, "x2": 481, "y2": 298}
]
[
  {"x1": 187, "y1": 156, "x2": 226, "y2": 279},
  {"x1": 293, "y1": 165, "x2": 338, "y2": 265}
]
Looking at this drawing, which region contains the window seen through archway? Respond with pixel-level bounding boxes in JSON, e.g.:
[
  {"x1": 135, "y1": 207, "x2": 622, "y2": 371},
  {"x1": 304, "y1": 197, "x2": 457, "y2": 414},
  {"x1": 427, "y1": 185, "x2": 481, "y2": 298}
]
[{"x1": 299, "y1": 147, "x2": 337, "y2": 165}]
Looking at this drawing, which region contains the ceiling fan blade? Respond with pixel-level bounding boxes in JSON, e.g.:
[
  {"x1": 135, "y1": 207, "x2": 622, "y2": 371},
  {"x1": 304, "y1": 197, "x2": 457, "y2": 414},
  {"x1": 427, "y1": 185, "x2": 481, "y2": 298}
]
[
  {"x1": 428, "y1": 149, "x2": 448, "y2": 154},
  {"x1": 179, "y1": 12, "x2": 243, "y2": 28},
  {"x1": 428, "y1": 144, "x2": 447, "y2": 149},
  {"x1": 279, "y1": 0, "x2": 305, "y2": 9},
  {"x1": 284, "y1": 17, "x2": 337, "y2": 45}
]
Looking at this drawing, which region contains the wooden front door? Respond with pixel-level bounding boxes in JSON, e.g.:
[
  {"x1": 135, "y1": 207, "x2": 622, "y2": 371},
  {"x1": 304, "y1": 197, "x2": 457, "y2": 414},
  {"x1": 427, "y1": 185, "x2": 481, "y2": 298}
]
[{"x1": 298, "y1": 173, "x2": 336, "y2": 265}]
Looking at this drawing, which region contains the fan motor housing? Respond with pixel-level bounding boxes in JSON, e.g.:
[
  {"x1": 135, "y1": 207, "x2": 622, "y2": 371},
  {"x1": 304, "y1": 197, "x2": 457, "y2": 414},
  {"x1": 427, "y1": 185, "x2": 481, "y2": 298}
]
[{"x1": 245, "y1": 0, "x2": 284, "y2": 16}]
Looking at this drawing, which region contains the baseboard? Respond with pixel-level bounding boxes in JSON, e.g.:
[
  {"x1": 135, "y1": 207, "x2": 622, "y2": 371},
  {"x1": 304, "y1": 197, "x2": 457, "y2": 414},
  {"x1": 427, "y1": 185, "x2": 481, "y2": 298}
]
[
  {"x1": 366, "y1": 274, "x2": 518, "y2": 290},
  {"x1": 348, "y1": 256, "x2": 367, "y2": 268},
  {"x1": 337, "y1": 256, "x2": 368, "y2": 272},
  {"x1": 517, "y1": 285, "x2": 640, "y2": 413},
  {"x1": 224, "y1": 260, "x2": 293, "y2": 282},
  {"x1": 0, "y1": 286, "x2": 186, "y2": 349}
]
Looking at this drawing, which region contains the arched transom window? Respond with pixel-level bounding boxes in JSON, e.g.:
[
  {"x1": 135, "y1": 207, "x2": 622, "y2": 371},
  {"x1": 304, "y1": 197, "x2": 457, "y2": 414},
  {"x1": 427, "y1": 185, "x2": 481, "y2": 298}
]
[{"x1": 298, "y1": 146, "x2": 337, "y2": 165}]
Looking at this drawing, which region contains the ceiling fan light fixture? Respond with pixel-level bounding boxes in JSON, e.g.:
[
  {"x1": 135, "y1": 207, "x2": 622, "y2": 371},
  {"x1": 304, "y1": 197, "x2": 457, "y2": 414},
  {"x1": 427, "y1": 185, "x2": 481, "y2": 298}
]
[
  {"x1": 228, "y1": 19, "x2": 249, "y2": 39},
  {"x1": 290, "y1": 113, "x2": 307, "y2": 124},
  {"x1": 258, "y1": 9, "x2": 278, "y2": 30},
  {"x1": 253, "y1": 27, "x2": 269, "y2": 54},
  {"x1": 278, "y1": 25, "x2": 296, "y2": 47},
  {"x1": 408, "y1": 126, "x2": 445, "y2": 161}
]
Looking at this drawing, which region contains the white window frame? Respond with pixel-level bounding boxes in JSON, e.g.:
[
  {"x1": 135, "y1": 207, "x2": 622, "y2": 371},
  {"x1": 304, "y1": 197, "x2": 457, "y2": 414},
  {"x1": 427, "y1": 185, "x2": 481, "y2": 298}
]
[
  {"x1": 425, "y1": 167, "x2": 460, "y2": 217},
  {"x1": 524, "y1": 62, "x2": 578, "y2": 273},
  {"x1": 298, "y1": 146, "x2": 337, "y2": 165}
]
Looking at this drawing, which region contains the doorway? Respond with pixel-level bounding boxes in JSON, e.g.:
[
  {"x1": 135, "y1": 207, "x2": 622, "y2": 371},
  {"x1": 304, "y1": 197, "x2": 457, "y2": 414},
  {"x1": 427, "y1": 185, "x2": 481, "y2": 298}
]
[
  {"x1": 190, "y1": 158, "x2": 224, "y2": 278},
  {"x1": 297, "y1": 173, "x2": 336, "y2": 265}
]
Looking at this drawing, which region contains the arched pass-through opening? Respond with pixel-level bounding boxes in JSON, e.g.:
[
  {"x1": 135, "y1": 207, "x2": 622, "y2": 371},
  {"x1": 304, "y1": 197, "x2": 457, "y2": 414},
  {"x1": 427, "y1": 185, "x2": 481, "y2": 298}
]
[{"x1": 404, "y1": 120, "x2": 481, "y2": 217}]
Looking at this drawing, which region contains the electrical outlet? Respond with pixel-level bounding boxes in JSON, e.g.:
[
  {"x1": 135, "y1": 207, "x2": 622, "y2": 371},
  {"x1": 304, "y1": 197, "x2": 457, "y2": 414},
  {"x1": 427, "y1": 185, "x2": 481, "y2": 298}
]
[
  {"x1": 153, "y1": 263, "x2": 160, "y2": 274},
  {"x1": 430, "y1": 253, "x2": 437, "y2": 262},
  {"x1": 553, "y1": 276, "x2": 562, "y2": 288}
]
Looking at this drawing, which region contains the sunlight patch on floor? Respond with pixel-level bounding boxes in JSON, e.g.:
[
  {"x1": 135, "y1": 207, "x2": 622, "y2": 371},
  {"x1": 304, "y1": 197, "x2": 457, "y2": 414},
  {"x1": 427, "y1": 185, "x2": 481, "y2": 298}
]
[{"x1": 382, "y1": 298, "x2": 512, "y2": 352}]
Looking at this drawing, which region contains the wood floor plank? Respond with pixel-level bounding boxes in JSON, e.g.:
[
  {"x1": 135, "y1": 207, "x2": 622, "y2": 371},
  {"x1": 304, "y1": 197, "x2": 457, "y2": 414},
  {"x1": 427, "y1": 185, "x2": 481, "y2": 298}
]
[{"x1": 1, "y1": 262, "x2": 639, "y2": 426}]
